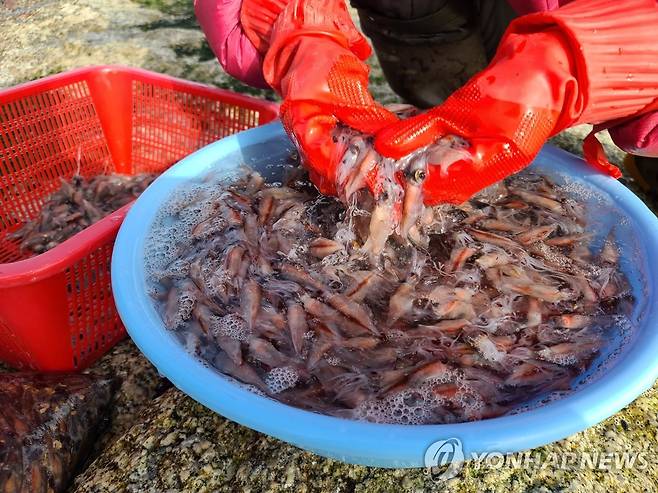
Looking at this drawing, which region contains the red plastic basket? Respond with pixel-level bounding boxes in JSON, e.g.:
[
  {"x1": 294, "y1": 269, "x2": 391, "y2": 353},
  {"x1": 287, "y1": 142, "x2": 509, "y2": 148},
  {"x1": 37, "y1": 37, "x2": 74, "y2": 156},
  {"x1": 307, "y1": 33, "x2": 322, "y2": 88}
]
[{"x1": 0, "y1": 66, "x2": 279, "y2": 371}]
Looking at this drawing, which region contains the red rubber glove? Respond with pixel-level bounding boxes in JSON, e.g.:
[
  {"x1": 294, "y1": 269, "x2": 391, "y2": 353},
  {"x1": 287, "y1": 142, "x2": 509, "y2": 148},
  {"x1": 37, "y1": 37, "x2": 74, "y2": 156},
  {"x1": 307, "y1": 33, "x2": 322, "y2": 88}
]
[
  {"x1": 374, "y1": 0, "x2": 658, "y2": 205},
  {"x1": 241, "y1": 0, "x2": 398, "y2": 196}
]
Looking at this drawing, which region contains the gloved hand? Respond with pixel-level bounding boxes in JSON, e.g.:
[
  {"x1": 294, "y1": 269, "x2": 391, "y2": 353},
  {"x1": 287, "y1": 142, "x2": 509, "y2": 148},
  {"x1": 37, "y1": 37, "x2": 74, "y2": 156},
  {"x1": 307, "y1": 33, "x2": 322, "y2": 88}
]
[
  {"x1": 374, "y1": 0, "x2": 658, "y2": 205},
  {"x1": 242, "y1": 0, "x2": 398, "y2": 196}
]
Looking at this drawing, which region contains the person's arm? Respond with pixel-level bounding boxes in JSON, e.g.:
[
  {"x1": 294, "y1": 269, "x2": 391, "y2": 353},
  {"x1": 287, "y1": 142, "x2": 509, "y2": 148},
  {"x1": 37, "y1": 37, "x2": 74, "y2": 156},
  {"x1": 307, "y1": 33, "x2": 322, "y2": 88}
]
[
  {"x1": 511, "y1": 0, "x2": 658, "y2": 159},
  {"x1": 374, "y1": 0, "x2": 658, "y2": 204},
  {"x1": 194, "y1": 0, "x2": 274, "y2": 88},
  {"x1": 608, "y1": 113, "x2": 658, "y2": 157},
  {"x1": 197, "y1": 0, "x2": 398, "y2": 197}
]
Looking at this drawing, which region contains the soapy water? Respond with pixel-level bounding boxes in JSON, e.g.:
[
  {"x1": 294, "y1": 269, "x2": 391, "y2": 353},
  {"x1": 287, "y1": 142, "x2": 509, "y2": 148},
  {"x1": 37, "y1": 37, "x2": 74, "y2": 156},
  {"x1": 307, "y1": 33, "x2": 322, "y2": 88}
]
[{"x1": 143, "y1": 162, "x2": 646, "y2": 425}]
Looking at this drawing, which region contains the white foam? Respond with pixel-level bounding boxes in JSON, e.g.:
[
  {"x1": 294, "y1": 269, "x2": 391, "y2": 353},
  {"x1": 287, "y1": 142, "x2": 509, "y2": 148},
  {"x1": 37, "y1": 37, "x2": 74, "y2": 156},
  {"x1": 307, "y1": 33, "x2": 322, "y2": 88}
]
[
  {"x1": 211, "y1": 314, "x2": 249, "y2": 341},
  {"x1": 351, "y1": 372, "x2": 463, "y2": 425},
  {"x1": 157, "y1": 259, "x2": 190, "y2": 280},
  {"x1": 144, "y1": 178, "x2": 223, "y2": 285},
  {"x1": 144, "y1": 224, "x2": 183, "y2": 274},
  {"x1": 537, "y1": 347, "x2": 577, "y2": 366},
  {"x1": 353, "y1": 390, "x2": 437, "y2": 425},
  {"x1": 177, "y1": 292, "x2": 196, "y2": 324},
  {"x1": 265, "y1": 366, "x2": 299, "y2": 394}
]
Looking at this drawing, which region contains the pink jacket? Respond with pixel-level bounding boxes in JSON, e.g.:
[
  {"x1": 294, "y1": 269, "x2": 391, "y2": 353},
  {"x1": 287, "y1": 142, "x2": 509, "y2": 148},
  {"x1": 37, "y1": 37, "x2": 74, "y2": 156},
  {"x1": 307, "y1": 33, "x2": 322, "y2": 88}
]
[
  {"x1": 195, "y1": 0, "x2": 658, "y2": 157},
  {"x1": 194, "y1": 0, "x2": 269, "y2": 88}
]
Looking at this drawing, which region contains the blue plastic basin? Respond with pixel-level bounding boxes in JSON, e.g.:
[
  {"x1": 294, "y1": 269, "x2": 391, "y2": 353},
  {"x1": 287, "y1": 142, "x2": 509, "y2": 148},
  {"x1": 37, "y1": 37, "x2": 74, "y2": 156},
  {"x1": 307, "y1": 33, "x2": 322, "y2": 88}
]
[{"x1": 112, "y1": 122, "x2": 658, "y2": 468}]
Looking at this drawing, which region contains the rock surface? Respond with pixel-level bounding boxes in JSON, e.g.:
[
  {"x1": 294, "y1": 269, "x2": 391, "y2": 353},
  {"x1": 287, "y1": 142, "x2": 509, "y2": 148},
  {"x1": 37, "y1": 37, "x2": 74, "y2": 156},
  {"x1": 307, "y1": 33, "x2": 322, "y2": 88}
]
[
  {"x1": 84, "y1": 340, "x2": 170, "y2": 457},
  {"x1": 0, "y1": 373, "x2": 114, "y2": 493},
  {"x1": 1, "y1": 1, "x2": 657, "y2": 492},
  {"x1": 71, "y1": 387, "x2": 658, "y2": 493}
]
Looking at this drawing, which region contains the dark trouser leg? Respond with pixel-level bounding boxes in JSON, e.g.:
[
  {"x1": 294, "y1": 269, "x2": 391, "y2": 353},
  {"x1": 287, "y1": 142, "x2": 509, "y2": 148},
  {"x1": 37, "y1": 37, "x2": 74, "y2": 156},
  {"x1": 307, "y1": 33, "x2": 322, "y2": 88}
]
[
  {"x1": 352, "y1": 0, "x2": 517, "y2": 108},
  {"x1": 474, "y1": 1, "x2": 519, "y2": 61},
  {"x1": 625, "y1": 155, "x2": 658, "y2": 201}
]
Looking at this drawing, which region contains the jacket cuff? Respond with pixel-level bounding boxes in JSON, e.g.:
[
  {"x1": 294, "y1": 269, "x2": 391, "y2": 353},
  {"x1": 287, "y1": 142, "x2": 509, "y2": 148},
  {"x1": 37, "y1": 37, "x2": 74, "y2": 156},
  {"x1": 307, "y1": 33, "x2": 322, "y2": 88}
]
[
  {"x1": 609, "y1": 111, "x2": 658, "y2": 157},
  {"x1": 240, "y1": 0, "x2": 289, "y2": 54}
]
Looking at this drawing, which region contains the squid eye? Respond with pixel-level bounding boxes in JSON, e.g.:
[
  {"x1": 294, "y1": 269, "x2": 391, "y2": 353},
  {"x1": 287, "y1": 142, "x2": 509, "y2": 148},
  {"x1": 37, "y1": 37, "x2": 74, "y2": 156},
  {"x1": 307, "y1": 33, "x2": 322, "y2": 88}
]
[{"x1": 413, "y1": 169, "x2": 427, "y2": 183}]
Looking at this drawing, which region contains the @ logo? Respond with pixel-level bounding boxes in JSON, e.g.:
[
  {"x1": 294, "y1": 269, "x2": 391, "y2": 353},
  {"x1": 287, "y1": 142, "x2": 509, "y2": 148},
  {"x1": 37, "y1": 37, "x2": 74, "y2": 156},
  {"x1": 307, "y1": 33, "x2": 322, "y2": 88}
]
[{"x1": 424, "y1": 438, "x2": 465, "y2": 481}]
